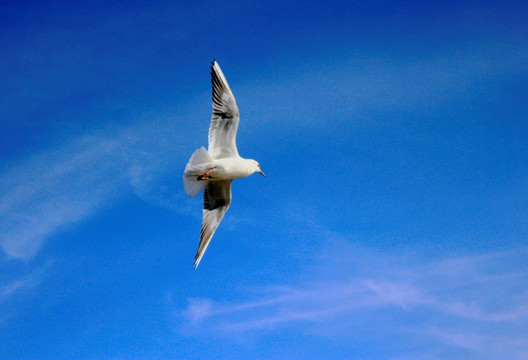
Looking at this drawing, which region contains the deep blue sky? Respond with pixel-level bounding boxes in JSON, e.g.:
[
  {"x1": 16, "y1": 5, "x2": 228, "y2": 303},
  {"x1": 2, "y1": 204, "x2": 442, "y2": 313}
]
[{"x1": 1, "y1": 1, "x2": 527, "y2": 359}]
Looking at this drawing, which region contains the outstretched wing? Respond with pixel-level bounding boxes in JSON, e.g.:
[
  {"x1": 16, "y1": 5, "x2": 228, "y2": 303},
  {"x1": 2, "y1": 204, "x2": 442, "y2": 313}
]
[
  {"x1": 208, "y1": 60, "x2": 240, "y2": 159},
  {"x1": 194, "y1": 180, "x2": 233, "y2": 268}
]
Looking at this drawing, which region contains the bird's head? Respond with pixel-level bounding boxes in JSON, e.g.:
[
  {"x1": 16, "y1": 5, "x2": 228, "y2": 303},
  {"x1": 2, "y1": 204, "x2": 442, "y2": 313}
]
[{"x1": 250, "y1": 160, "x2": 265, "y2": 176}]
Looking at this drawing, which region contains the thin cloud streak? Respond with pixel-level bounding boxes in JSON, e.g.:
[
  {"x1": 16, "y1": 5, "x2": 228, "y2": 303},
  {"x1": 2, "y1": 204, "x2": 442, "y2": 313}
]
[
  {"x1": 0, "y1": 260, "x2": 52, "y2": 325},
  {"x1": 179, "y1": 245, "x2": 528, "y2": 358},
  {"x1": 427, "y1": 328, "x2": 528, "y2": 360},
  {"x1": 241, "y1": 38, "x2": 528, "y2": 133},
  {"x1": 1, "y1": 275, "x2": 38, "y2": 300},
  {"x1": 0, "y1": 260, "x2": 52, "y2": 300},
  {"x1": 182, "y1": 268, "x2": 527, "y2": 331},
  {"x1": 0, "y1": 136, "x2": 124, "y2": 259},
  {"x1": 0, "y1": 113, "x2": 188, "y2": 260}
]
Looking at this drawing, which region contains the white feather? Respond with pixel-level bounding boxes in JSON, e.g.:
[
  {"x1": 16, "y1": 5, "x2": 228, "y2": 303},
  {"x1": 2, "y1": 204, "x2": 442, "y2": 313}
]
[{"x1": 183, "y1": 147, "x2": 213, "y2": 196}]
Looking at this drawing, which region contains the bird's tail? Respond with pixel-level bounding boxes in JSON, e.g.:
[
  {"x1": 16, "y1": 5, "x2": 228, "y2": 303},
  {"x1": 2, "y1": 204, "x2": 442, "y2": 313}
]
[{"x1": 183, "y1": 147, "x2": 213, "y2": 196}]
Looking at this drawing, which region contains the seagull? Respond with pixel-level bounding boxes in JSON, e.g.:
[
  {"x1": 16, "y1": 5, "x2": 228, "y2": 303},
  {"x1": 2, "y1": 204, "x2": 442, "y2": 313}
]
[{"x1": 183, "y1": 60, "x2": 265, "y2": 269}]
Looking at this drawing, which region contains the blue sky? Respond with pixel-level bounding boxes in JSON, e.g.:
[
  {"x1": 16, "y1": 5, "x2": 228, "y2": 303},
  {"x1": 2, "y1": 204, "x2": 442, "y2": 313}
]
[{"x1": 1, "y1": 1, "x2": 527, "y2": 359}]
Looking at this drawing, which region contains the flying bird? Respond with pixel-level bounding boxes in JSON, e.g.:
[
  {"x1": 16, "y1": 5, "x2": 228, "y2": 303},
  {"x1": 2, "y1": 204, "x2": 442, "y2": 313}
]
[{"x1": 183, "y1": 60, "x2": 265, "y2": 269}]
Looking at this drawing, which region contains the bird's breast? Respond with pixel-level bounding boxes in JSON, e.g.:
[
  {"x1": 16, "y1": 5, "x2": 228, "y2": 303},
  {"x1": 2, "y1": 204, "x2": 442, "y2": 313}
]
[{"x1": 210, "y1": 158, "x2": 251, "y2": 180}]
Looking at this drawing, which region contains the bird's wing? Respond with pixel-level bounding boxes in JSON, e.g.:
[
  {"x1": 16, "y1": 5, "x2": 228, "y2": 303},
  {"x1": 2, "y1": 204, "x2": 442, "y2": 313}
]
[
  {"x1": 208, "y1": 61, "x2": 240, "y2": 159},
  {"x1": 194, "y1": 180, "x2": 233, "y2": 268}
]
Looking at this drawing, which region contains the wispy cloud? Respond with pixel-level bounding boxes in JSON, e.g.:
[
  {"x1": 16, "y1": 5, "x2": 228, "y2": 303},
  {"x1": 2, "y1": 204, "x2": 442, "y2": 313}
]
[
  {"x1": 1, "y1": 136, "x2": 124, "y2": 259},
  {"x1": 0, "y1": 260, "x2": 52, "y2": 323},
  {"x1": 240, "y1": 37, "x2": 528, "y2": 135},
  {"x1": 0, "y1": 259, "x2": 52, "y2": 300},
  {"x1": 182, "y1": 278, "x2": 431, "y2": 333},
  {"x1": 427, "y1": 328, "x2": 528, "y2": 359},
  {"x1": 1, "y1": 274, "x2": 38, "y2": 300},
  {"x1": 178, "y1": 234, "x2": 528, "y2": 359},
  {"x1": 181, "y1": 249, "x2": 528, "y2": 327},
  {"x1": 0, "y1": 113, "x2": 190, "y2": 260}
]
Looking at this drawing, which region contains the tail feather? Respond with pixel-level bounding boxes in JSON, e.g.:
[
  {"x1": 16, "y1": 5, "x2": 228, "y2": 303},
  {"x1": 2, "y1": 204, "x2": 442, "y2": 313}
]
[
  {"x1": 183, "y1": 147, "x2": 213, "y2": 197},
  {"x1": 183, "y1": 178, "x2": 207, "y2": 197}
]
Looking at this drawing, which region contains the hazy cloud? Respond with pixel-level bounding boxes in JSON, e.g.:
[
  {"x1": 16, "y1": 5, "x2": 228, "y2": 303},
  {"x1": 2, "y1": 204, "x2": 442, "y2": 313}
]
[
  {"x1": 178, "y1": 240, "x2": 528, "y2": 359},
  {"x1": 0, "y1": 113, "x2": 188, "y2": 260}
]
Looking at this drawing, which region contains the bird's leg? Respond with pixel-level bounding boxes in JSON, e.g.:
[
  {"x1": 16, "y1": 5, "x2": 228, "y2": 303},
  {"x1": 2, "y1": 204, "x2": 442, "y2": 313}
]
[{"x1": 197, "y1": 168, "x2": 214, "y2": 181}]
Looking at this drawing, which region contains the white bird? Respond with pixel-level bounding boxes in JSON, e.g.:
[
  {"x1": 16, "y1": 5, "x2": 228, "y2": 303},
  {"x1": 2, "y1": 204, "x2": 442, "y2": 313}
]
[{"x1": 183, "y1": 60, "x2": 265, "y2": 269}]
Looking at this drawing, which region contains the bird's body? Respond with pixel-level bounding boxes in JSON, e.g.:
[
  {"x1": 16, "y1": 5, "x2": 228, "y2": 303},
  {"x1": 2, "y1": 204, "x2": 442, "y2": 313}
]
[
  {"x1": 183, "y1": 60, "x2": 264, "y2": 268},
  {"x1": 207, "y1": 157, "x2": 261, "y2": 180}
]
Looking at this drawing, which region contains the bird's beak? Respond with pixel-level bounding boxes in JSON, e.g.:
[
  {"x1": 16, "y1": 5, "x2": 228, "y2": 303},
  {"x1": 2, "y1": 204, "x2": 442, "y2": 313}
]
[{"x1": 259, "y1": 170, "x2": 266, "y2": 177}]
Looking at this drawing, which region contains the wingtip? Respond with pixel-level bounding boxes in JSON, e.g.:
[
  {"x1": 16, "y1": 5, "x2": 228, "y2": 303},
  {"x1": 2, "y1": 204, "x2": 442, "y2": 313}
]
[
  {"x1": 211, "y1": 59, "x2": 217, "y2": 74},
  {"x1": 193, "y1": 251, "x2": 202, "y2": 269}
]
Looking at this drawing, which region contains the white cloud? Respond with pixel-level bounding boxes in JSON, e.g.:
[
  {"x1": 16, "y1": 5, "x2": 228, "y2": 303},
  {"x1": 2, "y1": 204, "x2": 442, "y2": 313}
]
[
  {"x1": 178, "y1": 238, "x2": 528, "y2": 359},
  {"x1": 0, "y1": 262, "x2": 48, "y2": 301},
  {"x1": 0, "y1": 260, "x2": 53, "y2": 324},
  {"x1": 239, "y1": 37, "x2": 528, "y2": 137},
  {"x1": 1, "y1": 276, "x2": 37, "y2": 299},
  {"x1": 427, "y1": 328, "x2": 528, "y2": 359},
  {"x1": 183, "y1": 299, "x2": 214, "y2": 326},
  {"x1": 0, "y1": 112, "x2": 189, "y2": 260}
]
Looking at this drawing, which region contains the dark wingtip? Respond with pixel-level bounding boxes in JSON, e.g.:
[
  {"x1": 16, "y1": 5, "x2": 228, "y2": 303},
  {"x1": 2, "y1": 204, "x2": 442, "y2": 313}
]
[{"x1": 193, "y1": 253, "x2": 201, "y2": 269}]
